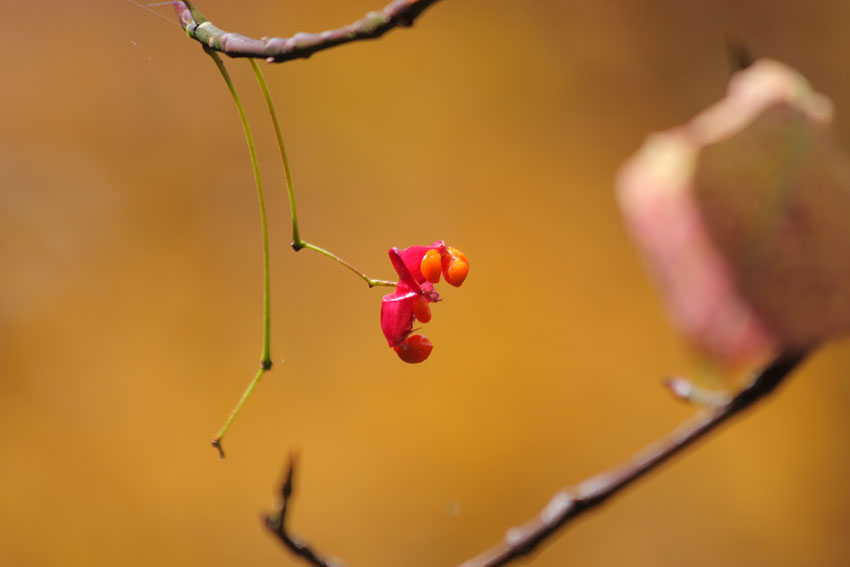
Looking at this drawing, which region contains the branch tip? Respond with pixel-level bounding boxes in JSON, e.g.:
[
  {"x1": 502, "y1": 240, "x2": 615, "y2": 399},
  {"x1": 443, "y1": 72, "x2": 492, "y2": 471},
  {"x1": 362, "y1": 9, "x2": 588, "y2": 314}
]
[
  {"x1": 282, "y1": 454, "x2": 298, "y2": 499},
  {"x1": 265, "y1": 455, "x2": 339, "y2": 567},
  {"x1": 211, "y1": 438, "x2": 226, "y2": 459}
]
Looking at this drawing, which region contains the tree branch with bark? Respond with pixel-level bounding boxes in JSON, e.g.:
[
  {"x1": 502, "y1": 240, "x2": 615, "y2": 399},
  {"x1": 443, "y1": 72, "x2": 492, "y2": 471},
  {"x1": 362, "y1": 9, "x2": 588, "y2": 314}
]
[
  {"x1": 458, "y1": 352, "x2": 806, "y2": 567},
  {"x1": 263, "y1": 353, "x2": 806, "y2": 567},
  {"x1": 172, "y1": 0, "x2": 442, "y2": 63}
]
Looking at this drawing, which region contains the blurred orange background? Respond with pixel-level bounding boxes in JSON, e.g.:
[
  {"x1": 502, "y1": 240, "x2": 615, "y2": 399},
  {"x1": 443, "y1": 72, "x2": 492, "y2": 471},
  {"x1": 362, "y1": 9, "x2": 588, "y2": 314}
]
[{"x1": 2, "y1": 1, "x2": 850, "y2": 565}]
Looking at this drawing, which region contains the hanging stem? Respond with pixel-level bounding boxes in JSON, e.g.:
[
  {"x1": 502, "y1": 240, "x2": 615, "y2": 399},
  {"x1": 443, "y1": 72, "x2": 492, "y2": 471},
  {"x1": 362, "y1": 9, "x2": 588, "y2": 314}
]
[
  {"x1": 246, "y1": 60, "x2": 301, "y2": 248},
  {"x1": 299, "y1": 241, "x2": 396, "y2": 287},
  {"x1": 248, "y1": 59, "x2": 396, "y2": 288},
  {"x1": 212, "y1": 366, "x2": 267, "y2": 459},
  {"x1": 207, "y1": 48, "x2": 273, "y2": 459}
]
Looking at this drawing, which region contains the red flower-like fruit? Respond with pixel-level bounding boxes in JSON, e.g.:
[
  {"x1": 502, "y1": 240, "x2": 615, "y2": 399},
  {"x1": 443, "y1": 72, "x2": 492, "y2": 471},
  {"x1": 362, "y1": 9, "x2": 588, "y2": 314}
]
[{"x1": 381, "y1": 241, "x2": 468, "y2": 363}]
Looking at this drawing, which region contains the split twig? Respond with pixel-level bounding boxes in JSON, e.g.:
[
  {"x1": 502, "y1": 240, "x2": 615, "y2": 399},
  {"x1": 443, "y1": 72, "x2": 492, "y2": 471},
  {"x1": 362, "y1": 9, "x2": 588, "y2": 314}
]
[
  {"x1": 172, "y1": 0, "x2": 442, "y2": 63},
  {"x1": 264, "y1": 455, "x2": 341, "y2": 567}
]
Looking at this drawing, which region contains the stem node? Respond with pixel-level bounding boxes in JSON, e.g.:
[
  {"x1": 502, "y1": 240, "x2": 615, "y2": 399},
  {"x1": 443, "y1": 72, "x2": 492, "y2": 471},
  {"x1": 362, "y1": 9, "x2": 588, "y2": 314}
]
[{"x1": 211, "y1": 438, "x2": 226, "y2": 460}]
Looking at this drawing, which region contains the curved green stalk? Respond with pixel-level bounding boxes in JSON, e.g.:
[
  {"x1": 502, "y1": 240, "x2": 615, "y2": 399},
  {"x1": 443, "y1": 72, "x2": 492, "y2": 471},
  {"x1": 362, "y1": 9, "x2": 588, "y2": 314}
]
[
  {"x1": 247, "y1": 59, "x2": 302, "y2": 251},
  {"x1": 211, "y1": 366, "x2": 267, "y2": 459},
  {"x1": 248, "y1": 60, "x2": 396, "y2": 289},
  {"x1": 207, "y1": 48, "x2": 272, "y2": 458},
  {"x1": 300, "y1": 241, "x2": 396, "y2": 287}
]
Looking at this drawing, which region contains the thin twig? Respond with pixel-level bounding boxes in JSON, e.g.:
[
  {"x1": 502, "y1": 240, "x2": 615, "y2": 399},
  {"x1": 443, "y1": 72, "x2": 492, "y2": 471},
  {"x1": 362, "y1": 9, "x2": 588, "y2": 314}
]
[
  {"x1": 172, "y1": 0, "x2": 442, "y2": 63},
  {"x1": 458, "y1": 352, "x2": 807, "y2": 567},
  {"x1": 264, "y1": 455, "x2": 341, "y2": 567}
]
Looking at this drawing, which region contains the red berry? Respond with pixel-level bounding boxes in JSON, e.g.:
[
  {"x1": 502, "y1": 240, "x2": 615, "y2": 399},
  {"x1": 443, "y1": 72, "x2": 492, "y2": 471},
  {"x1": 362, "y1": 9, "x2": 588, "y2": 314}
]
[{"x1": 394, "y1": 334, "x2": 433, "y2": 363}]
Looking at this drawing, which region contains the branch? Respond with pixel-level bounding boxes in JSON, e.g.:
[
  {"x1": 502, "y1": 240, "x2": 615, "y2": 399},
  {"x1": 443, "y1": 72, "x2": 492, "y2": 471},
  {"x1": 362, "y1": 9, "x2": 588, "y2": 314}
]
[
  {"x1": 458, "y1": 352, "x2": 807, "y2": 567},
  {"x1": 264, "y1": 455, "x2": 341, "y2": 567},
  {"x1": 172, "y1": 0, "x2": 442, "y2": 63},
  {"x1": 262, "y1": 354, "x2": 805, "y2": 567}
]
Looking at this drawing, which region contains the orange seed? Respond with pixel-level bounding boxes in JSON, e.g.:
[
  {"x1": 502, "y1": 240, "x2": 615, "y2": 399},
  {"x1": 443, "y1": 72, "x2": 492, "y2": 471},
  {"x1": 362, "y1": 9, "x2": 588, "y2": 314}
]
[
  {"x1": 442, "y1": 246, "x2": 469, "y2": 287},
  {"x1": 420, "y1": 249, "x2": 442, "y2": 283}
]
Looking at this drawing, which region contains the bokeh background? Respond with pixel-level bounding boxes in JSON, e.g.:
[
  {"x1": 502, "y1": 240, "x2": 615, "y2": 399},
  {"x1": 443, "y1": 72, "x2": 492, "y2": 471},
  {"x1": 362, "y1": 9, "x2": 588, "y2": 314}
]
[{"x1": 2, "y1": 1, "x2": 850, "y2": 565}]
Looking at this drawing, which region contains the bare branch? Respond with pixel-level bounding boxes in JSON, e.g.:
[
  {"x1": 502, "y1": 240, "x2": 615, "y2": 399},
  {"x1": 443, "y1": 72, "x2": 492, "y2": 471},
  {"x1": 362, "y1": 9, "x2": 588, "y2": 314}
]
[
  {"x1": 172, "y1": 0, "x2": 442, "y2": 63},
  {"x1": 264, "y1": 454, "x2": 342, "y2": 567},
  {"x1": 458, "y1": 352, "x2": 807, "y2": 567},
  {"x1": 261, "y1": 355, "x2": 805, "y2": 567}
]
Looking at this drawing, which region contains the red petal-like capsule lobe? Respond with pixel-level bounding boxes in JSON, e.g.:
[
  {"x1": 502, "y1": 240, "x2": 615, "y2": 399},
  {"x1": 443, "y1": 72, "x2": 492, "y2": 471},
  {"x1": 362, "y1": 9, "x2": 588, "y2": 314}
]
[
  {"x1": 380, "y1": 247, "x2": 422, "y2": 347},
  {"x1": 381, "y1": 289, "x2": 417, "y2": 347},
  {"x1": 398, "y1": 241, "x2": 446, "y2": 283},
  {"x1": 394, "y1": 334, "x2": 433, "y2": 363}
]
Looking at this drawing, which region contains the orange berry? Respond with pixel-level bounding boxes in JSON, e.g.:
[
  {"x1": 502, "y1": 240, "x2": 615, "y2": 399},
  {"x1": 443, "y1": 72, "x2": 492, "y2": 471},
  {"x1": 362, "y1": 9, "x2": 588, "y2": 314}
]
[
  {"x1": 412, "y1": 296, "x2": 432, "y2": 323},
  {"x1": 442, "y1": 246, "x2": 469, "y2": 287},
  {"x1": 394, "y1": 334, "x2": 433, "y2": 363},
  {"x1": 447, "y1": 246, "x2": 467, "y2": 264},
  {"x1": 420, "y1": 249, "x2": 442, "y2": 283}
]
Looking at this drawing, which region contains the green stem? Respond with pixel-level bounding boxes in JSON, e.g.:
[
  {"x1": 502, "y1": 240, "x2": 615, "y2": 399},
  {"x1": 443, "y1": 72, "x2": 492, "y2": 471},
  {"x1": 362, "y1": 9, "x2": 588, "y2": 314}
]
[
  {"x1": 248, "y1": 59, "x2": 396, "y2": 289},
  {"x1": 207, "y1": 48, "x2": 273, "y2": 457},
  {"x1": 247, "y1": 59, "x2": 302, "y2": 250},
  {"x1": 301, "y1": 241, "x2": 396, "y2": 287},
  {"x1": 212, "y1": 367, "x2": 268, "y2": 459}
]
